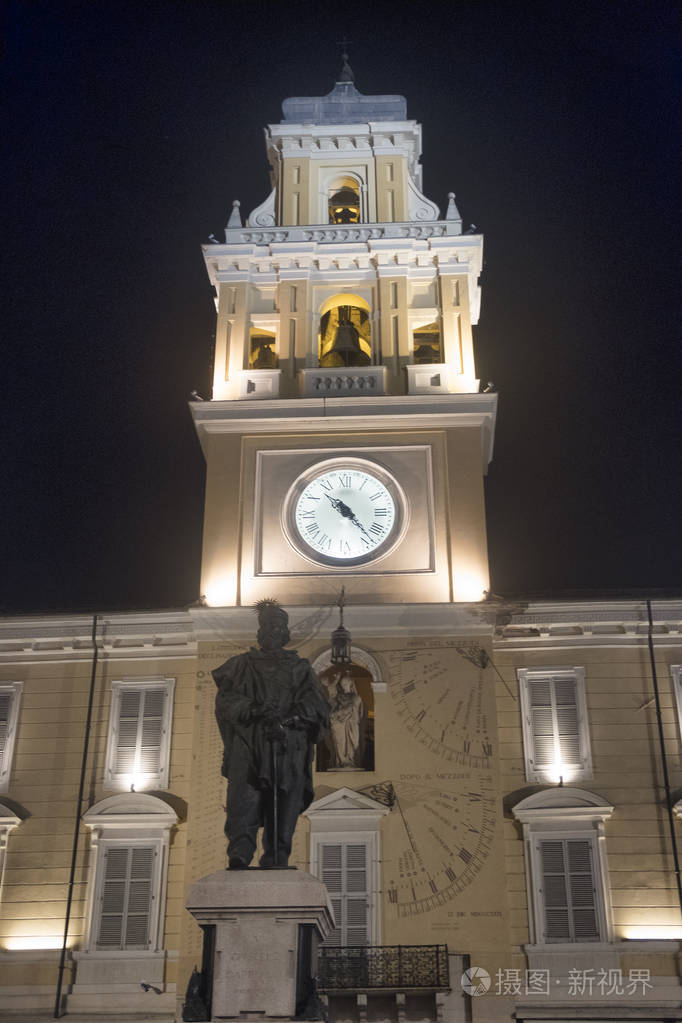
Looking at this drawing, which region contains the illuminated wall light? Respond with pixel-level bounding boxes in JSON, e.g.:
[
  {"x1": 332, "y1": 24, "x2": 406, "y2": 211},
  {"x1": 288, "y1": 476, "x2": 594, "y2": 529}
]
[
  {"x1": 5, "y1": 935, "x2": 66, "y2": 950},
  {"x1": 623, "y1": 926, "x2": 682, "y2": 940},
  {"x1": 453, "y1": 571, "x2": 487, "y2": 603},
  {"x1": 119, "y1": 773, "x2": 153, "y2": 793},
  {"x1": 203, "y1": 576, "x2": 236, "y2": 608},
  {"x1": 545, "y1": 762, "x2": 576, "y2": 785}
]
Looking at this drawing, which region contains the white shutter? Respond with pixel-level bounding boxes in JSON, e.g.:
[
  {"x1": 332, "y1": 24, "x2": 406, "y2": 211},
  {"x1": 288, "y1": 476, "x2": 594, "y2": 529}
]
[
  {"x1": 0, "y1": 691, "x2": 13, "y2": 773},
  {"x1": 320, "y1": 841, "x2": 369, "y2": 946},
  {"x1": 528, "y1": 676, "x2": 583, "y2": 771},
  {"x1": 97, "y1": 845, "x2": 155, "y2": 949},
  {"x1": 528, "y1": 679, "x2": 554, "y2": 768},
  {"x1": 114, "y1": 686, "x2": 166, "y2": 779},
  {"x1": 540, "y1": 839, "x2": 599, "y2": 942}
]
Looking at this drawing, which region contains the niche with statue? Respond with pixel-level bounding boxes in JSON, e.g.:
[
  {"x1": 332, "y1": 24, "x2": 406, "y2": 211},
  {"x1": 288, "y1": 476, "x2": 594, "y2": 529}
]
[{"x1": 317, "y1": 663, "x2": 374, "y2": 773}]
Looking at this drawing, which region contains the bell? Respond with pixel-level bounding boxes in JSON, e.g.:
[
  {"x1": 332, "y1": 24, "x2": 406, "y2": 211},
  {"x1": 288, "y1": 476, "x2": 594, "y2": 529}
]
[
  {"x1": 320, "y1": 307, "x2": 370, "y2": 368},
  {"x1": 251, "y1": 337, "x2": 278, "y2": 369}
]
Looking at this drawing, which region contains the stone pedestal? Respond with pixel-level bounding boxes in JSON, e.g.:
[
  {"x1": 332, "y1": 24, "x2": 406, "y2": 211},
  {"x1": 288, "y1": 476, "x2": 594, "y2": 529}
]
[{"x1": 185, "y1": 869, "x2": 333, "y2": 1021}]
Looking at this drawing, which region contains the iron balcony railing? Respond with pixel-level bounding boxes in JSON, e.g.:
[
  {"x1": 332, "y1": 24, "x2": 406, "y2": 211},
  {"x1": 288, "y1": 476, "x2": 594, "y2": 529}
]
[{"x1": 318, "y1": 944, "x2": 449, "y2": 992}]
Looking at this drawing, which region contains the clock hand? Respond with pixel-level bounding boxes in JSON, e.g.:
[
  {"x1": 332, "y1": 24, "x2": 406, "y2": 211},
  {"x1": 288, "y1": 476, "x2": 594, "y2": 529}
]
[
  {"x1": 324, "y1": 493, "x2": 354, "y2": 519},
  {"x1": 393, "y1": 792, "x2": 420, "y2": 859},
  {"x1": 349, "y1": 512, "x2": 372, "y2": 539},
  {"x1": 324, "y1": 494, "x2": 372, "y2": 538}
]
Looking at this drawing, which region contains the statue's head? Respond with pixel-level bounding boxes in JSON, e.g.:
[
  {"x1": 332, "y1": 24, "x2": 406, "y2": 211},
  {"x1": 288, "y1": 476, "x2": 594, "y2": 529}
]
[
  {"x1": 338, "y1": 672, "x2": 355, "y2": 694},
  {"x1": 255, "y1": 599, "x2": 290, "y2": 652}
]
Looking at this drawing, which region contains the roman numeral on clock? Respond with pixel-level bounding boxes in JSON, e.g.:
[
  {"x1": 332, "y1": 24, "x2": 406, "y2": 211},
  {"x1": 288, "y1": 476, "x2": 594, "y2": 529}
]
[
  {"x1": 374, "y1": 507, "x2": 388, "y2": 516},
  {"x1": 337, "y1": 473, "x2": 352, "y2": 488},
  {"x1": 369, "y1": 522, "x2": 385, "y2": 536},
  {"x1": 301, "y1": 510, "x2": 315, "y2": 520}
]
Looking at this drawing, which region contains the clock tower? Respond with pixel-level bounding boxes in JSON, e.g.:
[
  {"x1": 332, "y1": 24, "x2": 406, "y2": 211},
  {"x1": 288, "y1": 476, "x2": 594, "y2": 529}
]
[
  {"x1": 192, "y1": 56, "x2": 496, "y2": 610},
  {"x1": 186, "y1": 61, "x2": 510, "y2": 1018}
]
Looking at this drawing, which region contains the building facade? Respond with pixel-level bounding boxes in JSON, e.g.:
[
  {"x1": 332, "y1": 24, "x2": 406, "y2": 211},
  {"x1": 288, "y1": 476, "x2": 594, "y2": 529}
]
[{"x1": 1, "y1": 63, "x2": 682, "y2": 1023}]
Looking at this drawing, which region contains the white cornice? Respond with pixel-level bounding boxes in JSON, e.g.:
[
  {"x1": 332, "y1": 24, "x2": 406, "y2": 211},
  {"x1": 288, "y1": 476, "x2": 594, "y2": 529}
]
[
  {"x1": 206, "y1": 232, "x2": 480, "y2": 268},
  {"x1": 0, "y1": 611, "x2": 197, "y2": 664},
  {"x1": 190, "y1": 393, "x2": 497, "y2": 465},
  {"x1": 493, "y1": 599, "x2": 682, "y2": 650},
  {"x1": 189, "y1": 603, "x2": 493, "y2": 645}
]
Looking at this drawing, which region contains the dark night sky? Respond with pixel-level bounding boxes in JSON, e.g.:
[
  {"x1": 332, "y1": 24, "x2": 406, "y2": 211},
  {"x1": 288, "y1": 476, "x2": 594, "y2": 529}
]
[{"x1": 2, "y1": 0, "x2": 681, "y2": 614}]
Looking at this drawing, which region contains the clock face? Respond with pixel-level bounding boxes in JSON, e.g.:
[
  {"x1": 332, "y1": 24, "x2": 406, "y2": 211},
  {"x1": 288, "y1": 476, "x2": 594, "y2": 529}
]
[
  {"x1": 387, "y1": 645, "x2": 494, "y2": 769},
  {"x1": 383, "y1": 777, "x2": 496, "y2": 918},
  {"x1": 284, "y1": 459, "x2": 404, "y2": 567}
]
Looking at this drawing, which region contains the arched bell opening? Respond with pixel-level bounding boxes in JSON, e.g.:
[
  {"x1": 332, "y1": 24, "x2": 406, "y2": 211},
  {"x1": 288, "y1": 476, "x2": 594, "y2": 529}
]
[
  {"x1": 318, "y1": 293, "x2": 371, "y2": 368},
  {"x1": 327, "y1": 176, "x2": 361, "y2": 224},
  {"x1": 248, "y1": 327, "x2": 278, "y2": 369},
  {"x1": 412, "y1": 321, "x2": 442, "y2": 364},
  {"x1": 316, "y1": 662, "x2": 375, "y2": 773}
]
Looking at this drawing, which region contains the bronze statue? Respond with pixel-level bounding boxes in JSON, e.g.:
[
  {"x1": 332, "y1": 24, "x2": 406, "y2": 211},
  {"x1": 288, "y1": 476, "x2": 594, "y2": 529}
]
[{"x1": 213, "y1": 600, "x2": 330, "y2": 869}]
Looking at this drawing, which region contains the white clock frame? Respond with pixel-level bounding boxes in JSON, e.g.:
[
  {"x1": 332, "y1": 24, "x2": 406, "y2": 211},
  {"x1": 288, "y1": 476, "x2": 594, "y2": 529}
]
[{"x1": 283, "y1": 456, "x2": 407, "y2": 568}]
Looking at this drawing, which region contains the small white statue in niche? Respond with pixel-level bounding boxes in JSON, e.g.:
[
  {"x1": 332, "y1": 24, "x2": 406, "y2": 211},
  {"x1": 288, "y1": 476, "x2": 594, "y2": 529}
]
[{"x1": 327, "y1": 671, "x2": 366, "y2": 769}]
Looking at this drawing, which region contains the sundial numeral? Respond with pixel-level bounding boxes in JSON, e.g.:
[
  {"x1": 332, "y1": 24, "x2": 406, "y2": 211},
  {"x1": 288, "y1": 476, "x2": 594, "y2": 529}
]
[
  {"x1": 415, "y1": 709, "x2": 426, "y2": 723},
  {"x1": 468, "y1": 792, "x2": 482, "y2": 802},
  {"x1": 459, "y1": 847, "x2": 472, "y2": 865},
  {"x1": 403, "y1": 681, "x2": 416, "y2": 694},
  {"x1": 462, "y1": 739, "x2": 471, "y2": 754},
  {"x1": 481, "y1": 741, "x2": 493, "y2": 757},
  {"x1": 429, "y1": 879, "x2": 438, "y2": 893},
  {"x1": 388, "y1": 886, "x2": 398, "y2": 903},
  {"x1": 445, "y1": 867, "x2": 457, "y2": 882}
]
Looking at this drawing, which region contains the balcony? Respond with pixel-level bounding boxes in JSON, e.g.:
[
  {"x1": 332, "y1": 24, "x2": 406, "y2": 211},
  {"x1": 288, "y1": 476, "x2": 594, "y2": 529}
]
[{"x1": 318, "y1": 945, "x2": 450, "y2": 992}]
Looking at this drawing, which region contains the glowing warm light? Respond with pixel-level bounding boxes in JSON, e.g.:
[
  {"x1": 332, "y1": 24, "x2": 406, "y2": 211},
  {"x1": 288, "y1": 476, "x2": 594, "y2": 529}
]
[
  {"x1": 453, "y1": 571, "x2": 487, "y2": 602},
  {"x1": 544, "y1": 763, "x2": 577, "y2": 785},
  {"x1": 203, "y1": 576, "x2": 236, "y2": 607},
  {"x1": 118, "y1": 773, "x2": 153, "y2": 793},
  {"x1": 5, "y1": 936, "x2": 65, "y2": 950},
  {"x1": 623, "y1": 926, "x2": 682, "y2": 940}
]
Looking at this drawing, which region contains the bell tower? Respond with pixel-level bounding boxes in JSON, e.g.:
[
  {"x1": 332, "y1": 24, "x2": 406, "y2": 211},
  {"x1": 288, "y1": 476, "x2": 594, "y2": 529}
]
[{"x1": 192, "y1": 59, "x2": 496, "y2": 608}]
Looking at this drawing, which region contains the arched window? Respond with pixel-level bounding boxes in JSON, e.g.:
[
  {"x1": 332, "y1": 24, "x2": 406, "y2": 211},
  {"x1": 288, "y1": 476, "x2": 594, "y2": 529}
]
[
  {"x1": 318, "y1": 293, "x2": 371, "y2": 368},
  {"x1": 249, "y1": 327, "x2": 278, "y2": 369},
  {"x1": 413, "y1": 321, "x2": 442, "y2": 364},
  {"x1": 327, "y1": 176, "x2": 361, "y2": 224},
  {"x1": 316, "y1": 662, "x2": 375, "y2": 773}
]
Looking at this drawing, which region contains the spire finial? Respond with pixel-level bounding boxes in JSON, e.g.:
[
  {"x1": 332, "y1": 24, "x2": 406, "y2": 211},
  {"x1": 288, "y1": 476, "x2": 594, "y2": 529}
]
[{"x1": 336, "y1": 38, "x2": 354, "y2": 83}]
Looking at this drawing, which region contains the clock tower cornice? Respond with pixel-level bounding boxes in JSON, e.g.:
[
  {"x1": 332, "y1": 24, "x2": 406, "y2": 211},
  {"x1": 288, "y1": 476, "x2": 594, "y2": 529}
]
[{"x1": 190, "y1": 392, "x2": 497, "y2": 467}]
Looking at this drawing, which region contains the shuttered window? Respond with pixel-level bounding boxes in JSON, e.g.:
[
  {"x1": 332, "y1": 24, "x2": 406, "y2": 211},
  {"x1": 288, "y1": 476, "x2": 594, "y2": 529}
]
[
  {"x1": 105, "y1": 679, "x2": 174, "y2": 789},
  {"x1": 0, "y1": 683, "x2": 22, "y2": 792},
  {"x1": 539, "y1": 838, "x2": 600, "y2": 942},
  {"x1": 320, "y1": 842, "x2": 369, "y2": 947},
  {"x1": 519, "y1": 669, "x2": 591, "y2": 782},
  {"x1": 97, "y1": 845, "x2": 156, "y2": 949}
]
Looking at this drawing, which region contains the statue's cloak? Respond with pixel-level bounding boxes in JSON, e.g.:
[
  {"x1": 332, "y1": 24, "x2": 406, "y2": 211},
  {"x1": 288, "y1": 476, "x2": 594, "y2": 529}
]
[{"x1": 213, "y1": 648, "x2": 329, "y2": 809}]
